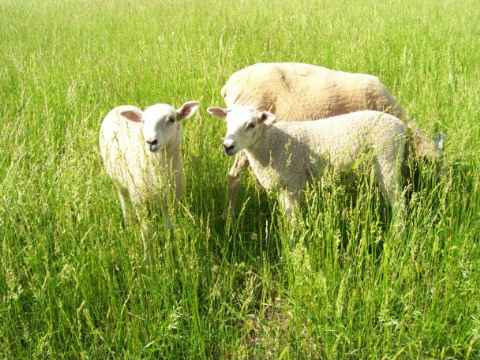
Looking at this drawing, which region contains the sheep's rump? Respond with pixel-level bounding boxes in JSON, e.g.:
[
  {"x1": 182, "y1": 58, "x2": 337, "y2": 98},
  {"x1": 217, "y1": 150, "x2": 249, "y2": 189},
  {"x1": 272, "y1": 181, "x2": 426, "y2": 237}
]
[{"x1": 222, "y1": 62, "x2": 405, "y2": 122}]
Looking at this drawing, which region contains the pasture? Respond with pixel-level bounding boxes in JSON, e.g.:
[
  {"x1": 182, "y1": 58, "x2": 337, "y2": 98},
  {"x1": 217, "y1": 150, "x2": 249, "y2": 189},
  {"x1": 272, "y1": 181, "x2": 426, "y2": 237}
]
[{"x1": 1, "y1": 0, "x2": 479, "y2": 358}]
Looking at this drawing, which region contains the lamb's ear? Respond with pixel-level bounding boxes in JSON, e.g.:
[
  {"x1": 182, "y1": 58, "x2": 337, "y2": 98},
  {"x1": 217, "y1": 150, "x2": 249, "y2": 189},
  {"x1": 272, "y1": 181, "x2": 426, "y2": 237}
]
[
  {"x1": 177, "y1": 101, "x2": 200, "y2": 121},
  {"x1": 207, "y1": 106, "x2": 228, "y2": 120},
  {"x1": 258, "y1": 111, "x2": 276, "y2": 127},
  {"x1": 121, "y1": 110, "x2": 143, "y2": 123}
]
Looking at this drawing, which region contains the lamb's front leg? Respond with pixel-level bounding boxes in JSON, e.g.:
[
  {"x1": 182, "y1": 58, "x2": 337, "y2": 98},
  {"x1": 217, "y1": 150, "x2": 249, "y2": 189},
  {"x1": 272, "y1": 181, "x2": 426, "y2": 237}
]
[
  {"x1": 116, "y1": 186, "x2": 134, "y2": 226},
  {"x1": 174, "y1": 166, "x2": 185, "y2": 202},
  {"x1": 133, "y1": 203, "x2": 152, "y2": 262},
  {"x1": 279, "y1": 189, "x2": 300, "y2": 220}
]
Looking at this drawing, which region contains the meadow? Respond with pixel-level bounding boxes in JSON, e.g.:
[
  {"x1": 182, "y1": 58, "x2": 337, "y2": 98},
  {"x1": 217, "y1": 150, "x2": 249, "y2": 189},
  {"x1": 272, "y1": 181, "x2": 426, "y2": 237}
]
[{"x1": 1, "y1": 0, "x2": 479, "y2": 358}]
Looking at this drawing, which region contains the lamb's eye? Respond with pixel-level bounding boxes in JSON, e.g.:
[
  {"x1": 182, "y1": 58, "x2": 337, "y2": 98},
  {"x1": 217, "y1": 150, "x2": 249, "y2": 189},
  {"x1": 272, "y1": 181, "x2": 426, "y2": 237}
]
[
  {"x1": 168, "y1": 116, "x2": 175, "y2": 124},
  {"x1": 247, "y1": 122, "x2": 255, "y2": 130}
]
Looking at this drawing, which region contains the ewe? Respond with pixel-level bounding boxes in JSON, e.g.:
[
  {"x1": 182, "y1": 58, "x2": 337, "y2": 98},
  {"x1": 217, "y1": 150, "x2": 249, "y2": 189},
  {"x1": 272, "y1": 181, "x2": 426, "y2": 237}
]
[
  {"x1": 99, "y1": 101, "x2": 199, "y2": 253},
  {"x1": 221, "y1": 62, "x2": 443, "y2": 211},
  {"x1": 208, "y1": 105, "x2": 407, "y2": 219}
]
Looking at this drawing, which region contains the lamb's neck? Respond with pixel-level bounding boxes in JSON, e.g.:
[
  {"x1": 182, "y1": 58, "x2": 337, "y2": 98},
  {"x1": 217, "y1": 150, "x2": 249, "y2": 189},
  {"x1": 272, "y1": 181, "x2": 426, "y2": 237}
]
[
  {"x1": 245, "y1": 128, "x2": 277, "y2": 168},
  {"x1": 165, "y1": 127, "x2": 182, "y2": 157},
  {"x1": 148, "y1": 137, "x2": 180, "y2": 172}
]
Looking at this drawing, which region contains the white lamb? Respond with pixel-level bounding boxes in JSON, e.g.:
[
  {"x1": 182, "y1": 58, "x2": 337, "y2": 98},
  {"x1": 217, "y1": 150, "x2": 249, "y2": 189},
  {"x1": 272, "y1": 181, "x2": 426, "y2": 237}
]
[
  {"x1": 221, "y1": 62, "x2": 442, "y2": 212},
  {"x1": 207, "y1": 105, "x2": 407, "y2": 218},
  {"x1": 99, "y1": 101, "x2": 199, "y2": 251}
]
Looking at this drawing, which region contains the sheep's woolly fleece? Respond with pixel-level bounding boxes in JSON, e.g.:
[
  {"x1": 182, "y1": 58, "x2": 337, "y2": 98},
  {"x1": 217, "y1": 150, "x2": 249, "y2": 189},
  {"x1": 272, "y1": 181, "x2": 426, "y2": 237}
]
[
  {"x1": 212, "y1": 106, "x2": 407, "y2": 216},
  {"x1": 99, "y1": 104, "x2": 184, "y2": 206},
  {"x1": 99, "y1": 101, "x2": 198, "y2": 223}
]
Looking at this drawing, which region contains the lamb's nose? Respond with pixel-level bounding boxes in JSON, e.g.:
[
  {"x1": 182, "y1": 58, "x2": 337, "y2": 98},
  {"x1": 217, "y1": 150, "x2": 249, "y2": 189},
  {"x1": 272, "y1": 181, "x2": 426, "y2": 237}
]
[
  {"x1": 146, "y1": 139, "x2": 159, "y2": 152},
  {"x1": 223, "y1": 143, "x2": 235, "y2": 155},
  {"x1": 146, "y1": 139, "x2": 158, "y2": 146}
]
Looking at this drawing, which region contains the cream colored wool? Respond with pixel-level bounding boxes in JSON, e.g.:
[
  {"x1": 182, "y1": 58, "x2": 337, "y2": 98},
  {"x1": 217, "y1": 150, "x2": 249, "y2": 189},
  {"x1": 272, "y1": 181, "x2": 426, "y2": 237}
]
[{"x1": 222, "y1": 62, "x2": 406, "y2": 121}]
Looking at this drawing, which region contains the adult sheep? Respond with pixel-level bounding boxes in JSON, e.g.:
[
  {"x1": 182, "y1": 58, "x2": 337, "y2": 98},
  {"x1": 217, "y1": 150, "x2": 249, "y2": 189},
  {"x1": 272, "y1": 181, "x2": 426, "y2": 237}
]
[
  {"x1": 99, "y1": 100, "x2": 199, "y2": 257},
  {"x1": 208, "y1": 105, "x2": 407, "y2": 219},
  {"x1": 221, "y1": 62, "x2": 442, "y2": 212}
]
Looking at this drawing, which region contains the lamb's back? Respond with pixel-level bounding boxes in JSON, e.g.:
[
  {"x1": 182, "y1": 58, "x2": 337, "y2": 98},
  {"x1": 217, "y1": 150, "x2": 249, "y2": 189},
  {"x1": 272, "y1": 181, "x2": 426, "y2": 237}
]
[{"x1": 272, "y1": 111, "x2": 405, "y2": 169}]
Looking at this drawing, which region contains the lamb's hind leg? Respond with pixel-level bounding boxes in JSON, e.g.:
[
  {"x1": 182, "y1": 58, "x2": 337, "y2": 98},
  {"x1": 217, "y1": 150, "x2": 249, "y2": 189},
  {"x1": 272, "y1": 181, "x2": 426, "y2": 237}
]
[{"x1": 374, "y1": 153, "x2": 405, "y2": 222}]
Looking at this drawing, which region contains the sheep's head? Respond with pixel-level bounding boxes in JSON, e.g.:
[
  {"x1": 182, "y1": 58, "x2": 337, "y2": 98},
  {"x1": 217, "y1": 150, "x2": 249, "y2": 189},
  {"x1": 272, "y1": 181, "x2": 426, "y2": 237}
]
[
  {"x1": 207, "y1": 105, "x2": 276, "y2": 156},
  {"x1": 121, "y1": 101, "x2": 199, "y2": 152}
]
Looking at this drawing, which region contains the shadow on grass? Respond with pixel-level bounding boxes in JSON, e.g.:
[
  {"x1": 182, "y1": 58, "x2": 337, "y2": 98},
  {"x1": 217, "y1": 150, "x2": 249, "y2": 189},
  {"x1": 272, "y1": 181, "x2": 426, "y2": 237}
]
[
  {"x1": 112, "y1": 155, "x2": 478, "y2": 274},
  {"x1": 296, "y1": 158, "x2": 479, "y2": 268}
]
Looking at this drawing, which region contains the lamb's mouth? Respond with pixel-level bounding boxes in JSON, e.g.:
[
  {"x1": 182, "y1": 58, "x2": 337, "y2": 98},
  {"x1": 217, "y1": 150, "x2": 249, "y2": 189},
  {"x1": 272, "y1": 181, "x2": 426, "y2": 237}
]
[
  {"x1": 224, "y1": 144, "x2": 236, "y2": 156},
  {"x1": 146, "y1": 139, "x2": 159, "y2": 152}
]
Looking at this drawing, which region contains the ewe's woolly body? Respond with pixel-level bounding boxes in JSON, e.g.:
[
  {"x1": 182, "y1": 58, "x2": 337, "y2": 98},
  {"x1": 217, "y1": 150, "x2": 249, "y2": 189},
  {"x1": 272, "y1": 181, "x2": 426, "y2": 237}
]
[{"x1": 222, "y1": 62, "x2": 406, "y2": 121}]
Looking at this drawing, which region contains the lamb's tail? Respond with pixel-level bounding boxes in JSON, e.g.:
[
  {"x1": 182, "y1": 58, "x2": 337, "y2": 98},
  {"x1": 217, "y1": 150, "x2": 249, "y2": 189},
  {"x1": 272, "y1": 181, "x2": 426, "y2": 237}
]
[
  {"x1": 402, "y1": 124, "x2": 446, "y2": 200},
  {"x1": 433, "y1": 132, "x2": 446, "y2": 153},
  {"x1": 380, "y1": 89, "x2": 444, "y2": 161}
]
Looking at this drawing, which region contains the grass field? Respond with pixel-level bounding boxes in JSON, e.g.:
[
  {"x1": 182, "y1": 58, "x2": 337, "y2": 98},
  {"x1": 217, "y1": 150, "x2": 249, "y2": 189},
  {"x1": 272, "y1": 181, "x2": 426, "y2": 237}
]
[{"x1": 1, "y1": 0, "x2": 480, "y2": 358}]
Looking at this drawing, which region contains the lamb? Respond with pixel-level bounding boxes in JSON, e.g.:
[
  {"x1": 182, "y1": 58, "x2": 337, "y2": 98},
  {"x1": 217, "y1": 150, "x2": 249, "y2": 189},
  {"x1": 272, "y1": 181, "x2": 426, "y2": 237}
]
[
  {"x1": 221, "y1": 62, "x2": 442, "y2": 212},
  {"x1": 207, "y1": 105, "x2": 407, "y2": 219},
  {"x1": 99, "y1": 101, "x2": 199, "y2": 254}
]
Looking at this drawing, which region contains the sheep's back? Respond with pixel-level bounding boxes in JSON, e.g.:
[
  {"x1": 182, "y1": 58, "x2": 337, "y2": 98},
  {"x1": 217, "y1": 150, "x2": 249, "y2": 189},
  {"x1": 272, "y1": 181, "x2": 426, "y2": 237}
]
[
  {"x1": 223, "y1": 63, "x2": 402, "y2": 122},
  {"x1": 273, "y1": 111, "x2": 406, "y2": 170}
]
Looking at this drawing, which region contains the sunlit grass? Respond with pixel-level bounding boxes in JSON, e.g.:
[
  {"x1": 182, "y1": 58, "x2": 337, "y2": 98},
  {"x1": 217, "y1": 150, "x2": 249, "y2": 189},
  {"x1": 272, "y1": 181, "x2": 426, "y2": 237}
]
[{"x1": 1, "y1": 0, "x2": 479, "y2": 358}]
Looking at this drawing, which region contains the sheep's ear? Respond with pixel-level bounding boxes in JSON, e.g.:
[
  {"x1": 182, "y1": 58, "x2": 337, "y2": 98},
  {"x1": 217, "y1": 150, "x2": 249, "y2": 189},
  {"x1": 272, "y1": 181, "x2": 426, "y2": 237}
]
[
  {"x1": 121, "y1": 110, "x2": 143, "y2": 123},
  {"x1": 207, "y1": 106, "x2": 228, "y2": 120},
  {"x1": 177, "y1": 101, "x2": 200, "y2": 121},
  {"x1": 258, "y1": 111, "x2": 276, "y2": 127}
]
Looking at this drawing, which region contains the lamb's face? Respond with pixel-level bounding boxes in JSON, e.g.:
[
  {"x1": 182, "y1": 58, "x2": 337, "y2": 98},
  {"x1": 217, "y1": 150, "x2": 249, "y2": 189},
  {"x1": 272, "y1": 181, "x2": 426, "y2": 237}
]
[
  {"x1": 120, "y1": 101, "x2": 199, "y2": 153},
  {"x1": 207, "y1": 105, "x2": 276, "y2": 156},
  {"x1": 222, "y1": 106, "x2": 259, "y2": 156},
  {"x1": 142, "y1": 104, "x2": 179, "y2": 152}
]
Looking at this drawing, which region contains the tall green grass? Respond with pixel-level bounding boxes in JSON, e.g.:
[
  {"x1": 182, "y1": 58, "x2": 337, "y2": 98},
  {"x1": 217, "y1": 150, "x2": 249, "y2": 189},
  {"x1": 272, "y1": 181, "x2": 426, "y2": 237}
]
[{"x1": 1, "y1": 0, "x2": 479, "y2": 358}]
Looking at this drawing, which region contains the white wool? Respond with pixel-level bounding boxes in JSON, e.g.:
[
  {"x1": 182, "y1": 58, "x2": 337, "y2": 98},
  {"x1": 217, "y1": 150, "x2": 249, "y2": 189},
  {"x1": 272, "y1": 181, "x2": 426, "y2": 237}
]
[
  {"x1": 209, "y1": 106, "x2": 407, "y2": 218},
  {"x1": 99, "y1": 101, "x2": 198, "y2": 256}
]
